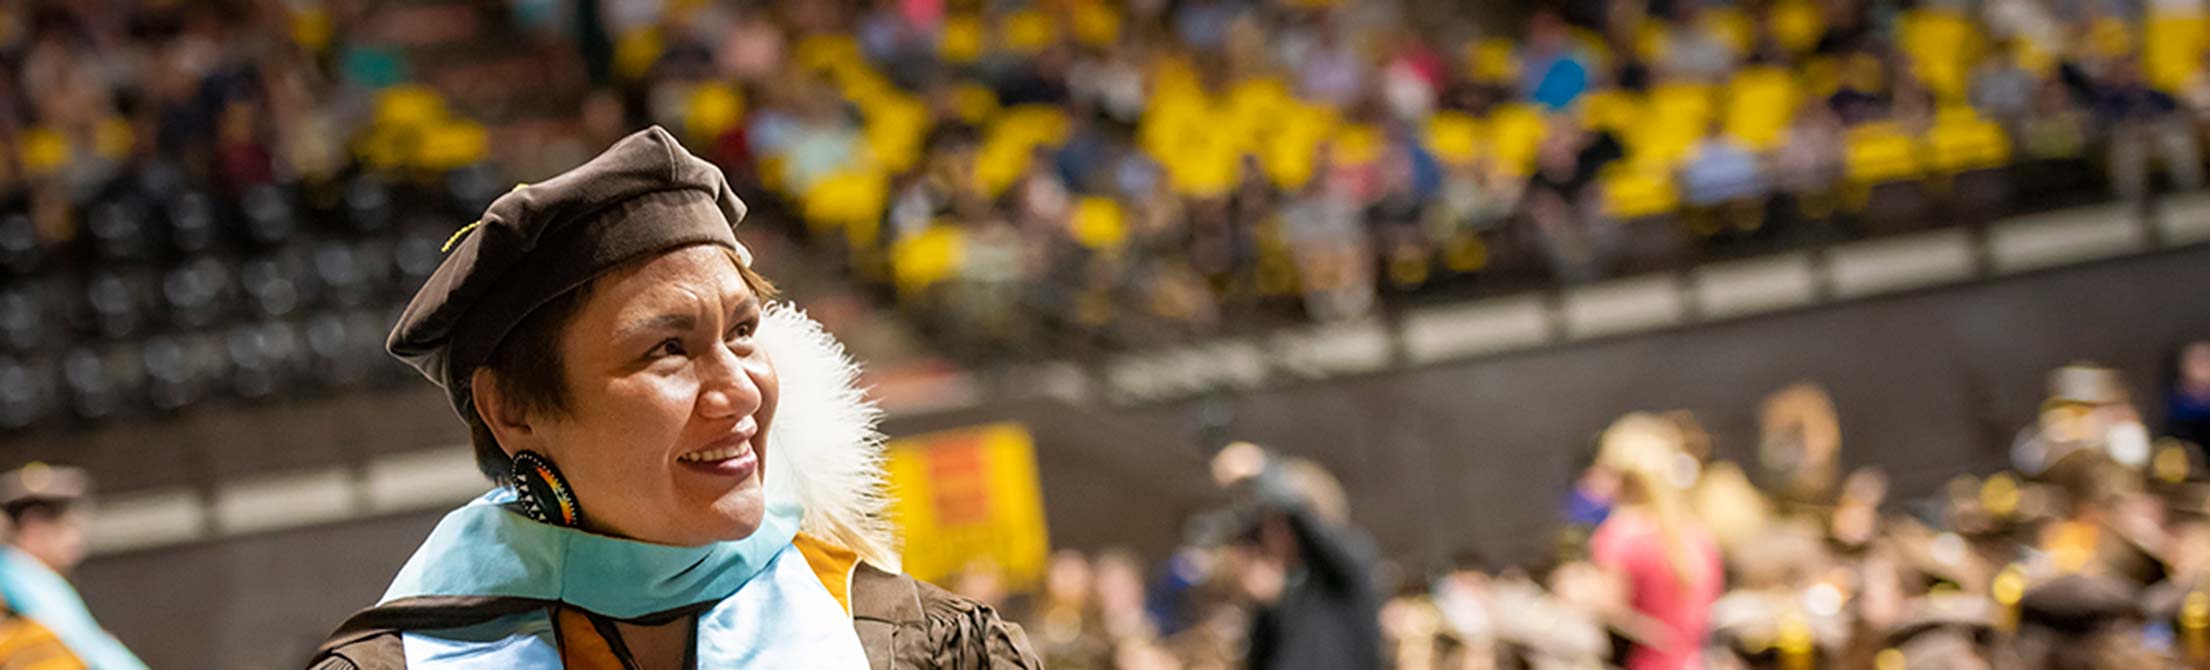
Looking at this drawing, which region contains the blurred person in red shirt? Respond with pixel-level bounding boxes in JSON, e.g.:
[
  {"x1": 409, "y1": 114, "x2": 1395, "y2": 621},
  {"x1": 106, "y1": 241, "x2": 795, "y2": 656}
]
[{"x1": 1585, "y1": 414, "x2": 1724, "y2": 670}]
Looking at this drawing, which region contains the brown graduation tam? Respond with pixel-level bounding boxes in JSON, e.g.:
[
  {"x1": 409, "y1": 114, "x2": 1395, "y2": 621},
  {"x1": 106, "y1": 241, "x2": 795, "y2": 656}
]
[
  {"x1": 0, "y1": 463, "x2": 89, "y2": 508},
  {"x1": 387, "y1": 126, "x2": 750, "y2": 418}
]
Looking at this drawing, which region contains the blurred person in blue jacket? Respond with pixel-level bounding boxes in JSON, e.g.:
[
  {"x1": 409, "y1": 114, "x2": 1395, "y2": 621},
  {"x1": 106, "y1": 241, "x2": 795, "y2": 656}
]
[{"x1": 0, "y1": 464, "x2": 142, "y2": 670}]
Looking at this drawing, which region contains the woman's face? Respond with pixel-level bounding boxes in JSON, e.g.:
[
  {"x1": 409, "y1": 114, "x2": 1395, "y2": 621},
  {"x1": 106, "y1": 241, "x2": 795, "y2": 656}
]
[{"x1": 530, "y1": 245, "x2": 778, "y2": 546}]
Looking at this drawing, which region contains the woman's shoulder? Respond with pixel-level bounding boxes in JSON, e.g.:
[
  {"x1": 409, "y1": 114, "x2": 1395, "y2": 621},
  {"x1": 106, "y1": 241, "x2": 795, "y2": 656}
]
[
  {"x1": 309, "y1": 632, "x2": 403, "y2": 670},
  {"x1": 850, "y1": 564, "x2": 1044, "y2": 670}
]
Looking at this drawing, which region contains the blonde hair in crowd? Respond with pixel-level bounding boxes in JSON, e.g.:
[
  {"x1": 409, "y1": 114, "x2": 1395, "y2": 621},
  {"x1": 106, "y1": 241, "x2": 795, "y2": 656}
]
[{"x1": 1598, "y1": 412, "x2": 1702, "y2": 584}]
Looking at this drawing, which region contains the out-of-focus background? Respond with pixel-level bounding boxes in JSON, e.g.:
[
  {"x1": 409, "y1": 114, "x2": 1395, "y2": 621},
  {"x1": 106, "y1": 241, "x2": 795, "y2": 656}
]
[{"x1": 3, "y1": 0, "x2": 2210, "y2": 667}]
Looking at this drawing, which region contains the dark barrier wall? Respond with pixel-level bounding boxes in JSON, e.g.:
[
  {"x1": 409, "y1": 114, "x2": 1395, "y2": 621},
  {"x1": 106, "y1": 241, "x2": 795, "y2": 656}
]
[
  {"x1": 57, "y1": 245, "x2": 2210, "y2": 668},
  {"x1": 1124, "y1": 246, "x2": 2210, "y2": 570}
]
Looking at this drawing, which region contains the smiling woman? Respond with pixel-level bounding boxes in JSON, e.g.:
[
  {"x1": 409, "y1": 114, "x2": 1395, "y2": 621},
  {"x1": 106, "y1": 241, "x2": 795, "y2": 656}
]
[{"x1": 308, "y1": 127, "x2": 1039, "y2": 670}]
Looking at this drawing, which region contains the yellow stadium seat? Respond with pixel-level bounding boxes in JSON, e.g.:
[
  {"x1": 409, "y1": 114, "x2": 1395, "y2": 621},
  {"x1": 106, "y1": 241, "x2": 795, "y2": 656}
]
[
  {"x1": 1843, "y1": 121, "x2": 1921, "y2": 183},
  {"x1": 1723, "y1": 67, "x2": 1797, "y2": 150},
  {"x1": 2086, "y1": 16, "x2": 2133, "y2": 60},
  {"x1": 1924, "y1": 107, "x2": 2011, "y2": 173},
  {"x1": 999, "y1": 105, "x2": 1072, "y2": 146},
  {"x1": 863, "y1": 93, "x2": 930, "y2": 173},
  {"x1": 93, "y1": 116, "x2": 134, "y2": 160},
  {"x1": 1485, "y1": 103, "x2": 1549, "y2": 176},
  {"x1": 939, "y1": 14, "x2": 986, "y2": 64},
  {"x1": 801, "y1": 169, "x2": 889, "y2": 237},
  {"x1": 1468, "y1": 38, "x2": 1519, "y2": 84},
  {"x1": 1227, "y1": 76, "x2": 1294, "y2": 144},
  {"x1": 17, "y1": 127, "x2": 65, "y2": 176},
  {"x1": 2145, "y1": 14, "x2": 2210, "y2": 93},
  {"x1": 1260, "y1": 102, "x2": 1338, "y2": 189},
  {"x1": 1071, "y1": 197, "x2": 1128, "y2": 251},
  {"x1": 374, "y1": 84, "x2": 447, "y2": 130},
  {"x1": 1634, "y1": 20, "x2": 1670, "y2": 63},
  {"x1": 613, "y1": 27, "x2": 664, "y2": 81},
  {"x1": 794, "y1": 35, "x2": 863, "y2": 74},
  {"x1": 1149, "y1": 54, "x2": 1204, "y2": 102},
  {"x1": 998, "y1": 8, "x2": 1058, "y2": 54},
  {"x1": 685, "y1": 83, "x2": 745, "y2": 143},
  {"x1": 292, "y1": 7, "x2": 333, "y2": 53},
  {"x1": 1600, "y1": 162, "x2": 1680, "y2": 219},
  {"x1": 951, "y1": 84, "x2": 999, "y2": 125},
  {"x1": 1331, "y1": 123, "x2": 1385, "y2": 167},
  {"x1": 892, "y1": 223, "x2": 966, "y2": 297},
  {"x1": 1768, "y1": 0, "x2": 1824, "y2": 54},
  {"x1": 1626, "y1": 82, "x2": 1715, "y2": 166},
  {"x1": 1071, "y1": 0, "x2": 1120, "y2": 47},
  {"x1": 1799, "y1": 56, "x2": 1841, "y2": 99},
  {"x1": 416, "y1": 119, "x2": 489, "y2": 170},
  {"x1": 1576, "y1": 88, "x2": 1644, "y2": 133},
  {"x1": 1897, "y1": 10, "x2": 1983, "y2": 102},
  {"x1": 967, "y1": 105, "x2": 1076, "y2": 196},
  {"x1": 1166, "y1": 129, "x2": 1241, "y2": 197},
  {"x1": 1425, "y1": 112, "x2": 1484, "y2": 166},
  {"x1": 1700, "y1": 7, "x2": 1756, "y2": 55}
]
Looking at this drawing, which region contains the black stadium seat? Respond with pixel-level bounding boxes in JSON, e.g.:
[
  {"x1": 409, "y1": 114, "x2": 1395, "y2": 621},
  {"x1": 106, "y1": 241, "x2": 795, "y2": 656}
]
[
  {"x1": 240, "y1": 183, "x2": 300, "y2": 246},
  {"x1": 240, "y1": 250, "x2": 313, "y2": 318},
  {"x1": 62, "y1": 346, "x2": 136, "y2": 421},
  {"x1": 142, "y1": 334, "x2": 199, "y2": 412},
  {"x1": 314, "y1": 239, "x2": 375, "y2": 309},
  {"x1": 0, "y1": 212, "x2": 43, "y2": 275},
  {"x1": 0, "y1": 284, "x2": 45, "y2": 353},
  {"x1": 162, "y1": 256, "x2": 235, "y2": 329},
  {"x1": 446, "y1": 163, "x2": 504, "y2": 215},
  {"x1": 86, "y1": 200, "x2": 156, "y2": 261},
  {"x1": 0, "y1": 355, "x2": 48, "y2": 430},
  {"x1": 346, "y1": 174, "x2": 395, "y2": 234},
  {"x1": 84, "y1": 270, "x2": 149, "y2": 339},
  {"x1": 225, "y1": 319, "x2": 303, "y2": 400},
  {"x1": 393, "y1": 226, "x2": 447, "y2": 295},
  {"x1": 167, "y1": 190, "x2": 223, "y2": 255}
]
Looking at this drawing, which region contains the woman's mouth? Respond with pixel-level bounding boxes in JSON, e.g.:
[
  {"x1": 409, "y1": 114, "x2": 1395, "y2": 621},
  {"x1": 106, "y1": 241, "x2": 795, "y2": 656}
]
[{"x1": 675, "y1": 442, "x2": 757, "y2": 479}]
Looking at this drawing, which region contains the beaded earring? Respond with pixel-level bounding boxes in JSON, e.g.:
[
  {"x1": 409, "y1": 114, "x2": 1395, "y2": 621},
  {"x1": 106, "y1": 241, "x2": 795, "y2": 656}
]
[{"x1": 510, "y1": 451, "x2": 584, "y2": 528}]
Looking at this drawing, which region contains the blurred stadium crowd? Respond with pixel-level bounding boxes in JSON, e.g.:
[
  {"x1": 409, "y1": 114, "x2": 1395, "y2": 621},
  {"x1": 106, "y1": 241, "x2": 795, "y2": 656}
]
[
  {"x1": 4, "y1": 0, "x2": 2210, "y2": 433},
  {"x1": 961, "y1": 354, "x2": 2210, "y2": 669},
  {"x1": 0, "y1": 0, "x2": 2207, "y2": 668}
]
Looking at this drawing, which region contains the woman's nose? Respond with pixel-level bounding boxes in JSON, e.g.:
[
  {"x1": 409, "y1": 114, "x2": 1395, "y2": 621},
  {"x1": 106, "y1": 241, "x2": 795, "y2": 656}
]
[{"x1": 697, "y1": 344, "x2": 762, "y2": 420}]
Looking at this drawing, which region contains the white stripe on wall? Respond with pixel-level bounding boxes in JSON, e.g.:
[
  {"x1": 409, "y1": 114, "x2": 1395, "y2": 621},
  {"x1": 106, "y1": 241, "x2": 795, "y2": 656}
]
[
  {"x1": 1691, "y1": 252, "x2": 1819, "y2": 320},
  {"x1": 1401, "y1": 294, "x2": 1553, "y2": 364},
  {"x1": 1826, "y1": 228, "x2": 1977, "y2": 298},
  {"x1": 87, "y1": 488, "x2": 206, "y2": 555},
  {"x1": 1563, "y1": 274, "x2": 1685, "y2": 339},
  {"x1": 1987, "y1": 205, "x2": 2146, "y2": 274},
  {"x1": 211, "y1": 467, "x2": 356, "y2": 536},
  {"x1": 364, "y1": 446, "x2": 489, "y2": 514}
]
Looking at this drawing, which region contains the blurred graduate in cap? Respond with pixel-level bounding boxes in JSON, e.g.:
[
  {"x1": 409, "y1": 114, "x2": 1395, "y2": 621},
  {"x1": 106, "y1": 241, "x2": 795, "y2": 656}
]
[
  {"x1": 309, "y1": 127, "x2": 1037, "y2": 669},
  {"x1": 0, "y1": 464, "x2": 139, "y2": 669}
]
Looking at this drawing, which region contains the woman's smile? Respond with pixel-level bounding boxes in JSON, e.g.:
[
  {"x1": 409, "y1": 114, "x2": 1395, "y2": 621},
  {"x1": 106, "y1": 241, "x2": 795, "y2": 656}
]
[{"x1": 676, "y1": 416, "x2": 760, "y2": 479}]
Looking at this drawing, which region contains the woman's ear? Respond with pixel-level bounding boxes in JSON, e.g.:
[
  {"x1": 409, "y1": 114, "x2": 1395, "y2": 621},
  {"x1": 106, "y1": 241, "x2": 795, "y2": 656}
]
[{"x1": 471, "y1": 367, "x2": 534, "y2": 455}]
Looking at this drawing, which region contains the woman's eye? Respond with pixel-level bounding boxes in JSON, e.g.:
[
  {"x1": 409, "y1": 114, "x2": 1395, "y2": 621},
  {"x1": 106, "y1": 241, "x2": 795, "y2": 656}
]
[{"x1": 650, "y1": 338, "x2": 687, "y2": 358}]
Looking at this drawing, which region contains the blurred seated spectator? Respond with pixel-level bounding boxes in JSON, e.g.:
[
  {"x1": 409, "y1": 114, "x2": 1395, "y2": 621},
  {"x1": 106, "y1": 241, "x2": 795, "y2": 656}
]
[{"x1": 2169, "y1": 341, "x2": 2210, "y2": 451}]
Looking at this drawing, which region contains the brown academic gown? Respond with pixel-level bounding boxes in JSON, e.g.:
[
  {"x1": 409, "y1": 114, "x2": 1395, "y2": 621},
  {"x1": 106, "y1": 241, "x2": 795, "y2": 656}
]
[{"x1": 307, "y1": 536, "x2": 1041, "y2": 670}]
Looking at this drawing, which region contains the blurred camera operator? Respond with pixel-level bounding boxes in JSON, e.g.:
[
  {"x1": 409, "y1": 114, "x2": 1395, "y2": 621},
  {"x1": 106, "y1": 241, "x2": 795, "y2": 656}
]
[{"x1": 1202, "y1": 442, "x2": 1381, "y2": 670}]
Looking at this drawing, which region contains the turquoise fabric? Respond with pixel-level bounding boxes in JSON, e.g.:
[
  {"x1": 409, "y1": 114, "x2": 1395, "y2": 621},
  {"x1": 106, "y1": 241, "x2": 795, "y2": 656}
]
[
  {"x1": 398, "y1": 543, "x2": 868, "y2": 669},
  {"x1": 0, "y1": 547, "x2": 146, "y2": 670},
  {"x1": 381, "y1": 489, "x2": 800, "y2": 619}
]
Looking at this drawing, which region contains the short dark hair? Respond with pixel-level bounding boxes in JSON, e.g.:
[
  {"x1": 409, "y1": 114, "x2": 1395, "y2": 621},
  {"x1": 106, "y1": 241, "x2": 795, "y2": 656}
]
[
  {"x1": 465, "y1": 250, "x2": 775, "y2": 482},
  {"x1": 4, "y1": 498, "x2": 71, "y2": 527}
]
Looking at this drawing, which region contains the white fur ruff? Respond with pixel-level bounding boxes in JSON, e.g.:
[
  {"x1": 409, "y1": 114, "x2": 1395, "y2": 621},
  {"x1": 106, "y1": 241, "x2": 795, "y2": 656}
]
[{"x1": 757, "y1": 303, "x2": 900, "y2": 570}]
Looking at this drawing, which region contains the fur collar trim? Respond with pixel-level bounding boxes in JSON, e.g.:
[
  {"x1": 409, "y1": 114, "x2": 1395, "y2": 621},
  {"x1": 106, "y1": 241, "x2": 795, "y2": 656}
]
[{"x1": 756, "y1": 303, "x2": 900, "y2": 571}]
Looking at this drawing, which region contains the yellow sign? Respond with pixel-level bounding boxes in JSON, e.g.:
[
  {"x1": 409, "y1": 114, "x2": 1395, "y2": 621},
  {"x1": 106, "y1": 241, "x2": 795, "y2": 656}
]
[{"x1": 886, "y1": 423, "x2": 1050, "y2": 591}]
